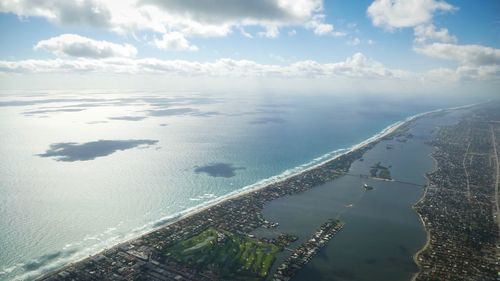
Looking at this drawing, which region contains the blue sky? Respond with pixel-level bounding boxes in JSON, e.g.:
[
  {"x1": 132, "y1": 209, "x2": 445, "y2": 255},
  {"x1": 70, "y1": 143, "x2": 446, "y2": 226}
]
[{"x1": 0, "y1": 0, "x2": 499, "y2": 93}]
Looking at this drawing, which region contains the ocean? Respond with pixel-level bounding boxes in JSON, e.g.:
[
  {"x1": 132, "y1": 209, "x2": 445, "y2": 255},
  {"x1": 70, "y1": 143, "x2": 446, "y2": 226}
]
[{"x1": 0, "y1": 90, "x2": 486, "y2": 280}]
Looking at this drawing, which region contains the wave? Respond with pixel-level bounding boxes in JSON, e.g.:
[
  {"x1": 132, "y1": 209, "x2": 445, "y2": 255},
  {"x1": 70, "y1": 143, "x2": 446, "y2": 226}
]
[{"x1": 4, "y1": 104, "x2": 478, "y2": 281}]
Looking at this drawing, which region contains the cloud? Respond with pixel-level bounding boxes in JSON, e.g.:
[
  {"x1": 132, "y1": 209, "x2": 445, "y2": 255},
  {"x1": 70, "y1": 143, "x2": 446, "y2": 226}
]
[
  {"x1": 367, "y1": 0, "x2": 456, "y2": 30},
  {"x1": 152, "y1": 32, "x2": 198, "y2": 51},
  {"x1": 34, "y1": 34, "x2": 137, "y2": 58},
  {"x1": 140, "y1": 0, "x2": 321, "y2": 24},
  {"x1": 0, "y1": 53, "x2": 409, "y2": 79},
  {"x1": 417, "y1": 43, "x2": 500, "y2": 82},
  {"x1": 1, "y1": 0, "x2": 333, "y2": 40},
  {"x1": 239, "y1": 28, "x2": 253, "y2": 38},
  {"x1": 5, "y1": 51, "x2": 496, "y2": 84},
  {"x1": 306, "y1": 14, "x2": 332, "y2": 35},
  {"x1": 414, "y1": 43, "x2": 500, "y2": 66},
  {"x1": 258, "y1": 25, "x2": 279, "y2": 38},
  {"x1": 0, "y1": 0, "x2": 112, "y2": 28},
  {"x1": 423, "y1": 65, "x2": 500, "y2": 82},
  {"x1": 414, "y1": 24, "x2": 456, "y2": 44},
  {"x1": 305, "y1": 14, "x2": 345, "y2": 36}
]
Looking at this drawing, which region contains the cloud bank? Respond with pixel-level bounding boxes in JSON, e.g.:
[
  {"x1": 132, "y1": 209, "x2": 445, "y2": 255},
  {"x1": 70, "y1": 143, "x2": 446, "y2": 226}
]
[
  {"x1": 0, "y1": 53, "x2": 408, "y2": 79},
  {"x1": 34, "y1": 34, "x2": 137, "y2": 58},
  {"x1": 1, "y1": 0, "x2": 339, "y2": 48},
  {"x1": 414, "y1": 43, "x2": 500, "y2": 66}
]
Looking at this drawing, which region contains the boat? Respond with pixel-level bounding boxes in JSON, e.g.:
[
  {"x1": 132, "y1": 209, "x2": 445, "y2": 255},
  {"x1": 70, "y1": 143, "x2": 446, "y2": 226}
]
[{"x1": 363, "y1": 183, "x2": 374, "y2": 190}]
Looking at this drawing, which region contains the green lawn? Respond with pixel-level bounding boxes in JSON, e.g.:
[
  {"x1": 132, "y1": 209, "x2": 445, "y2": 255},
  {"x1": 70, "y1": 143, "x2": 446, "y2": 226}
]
[{"x1": 164, "y1": 228, "x2": 280, "y2": 280}]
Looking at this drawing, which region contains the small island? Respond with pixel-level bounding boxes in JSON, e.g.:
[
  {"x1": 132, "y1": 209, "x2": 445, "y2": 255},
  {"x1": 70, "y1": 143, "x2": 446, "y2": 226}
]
[{"x1": 369, "y1": 162, "x2": 392, "y2": 180}]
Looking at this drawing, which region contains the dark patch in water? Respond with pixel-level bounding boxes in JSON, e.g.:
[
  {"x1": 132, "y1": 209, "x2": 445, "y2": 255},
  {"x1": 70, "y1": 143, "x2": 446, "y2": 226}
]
[
  {"x1": 147, "y1": 108, "x2": 219, "y2": 118},
  {"x1": 147, "y1": 108, "x2": 195, "y2": 116},
  {"x1": 0, "y1": 98, "x2": 106, "y2": 107},
  {"x1": 38, "y1": 139, "x2": 158, "y2": 162},
  {"x1": 23, "y1": 108, "x2": 86, "y2": 115},
  {"x1": 109, "y1": 116, "x2": 147, "y2": 121},
  {"x1": 0, "y1": 96, "x2": 216, "y2": 109},
  {"x1": 159, "y1": 123, "x2": 168, "y2": 127},
  {"x1": 190, "y1": 111, "x2": 220, "y2": 117},
  {"x1": 249, "y1": 117, "x2": 286, "y2": 125},
  {"x1": 194, "y1": 163, "x2": 245, "y2": 178}
]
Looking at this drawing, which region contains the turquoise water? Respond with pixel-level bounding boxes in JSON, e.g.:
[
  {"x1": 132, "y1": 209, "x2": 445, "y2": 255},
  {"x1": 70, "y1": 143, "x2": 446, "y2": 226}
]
[{"x1": 0, "y1": 90, "x2": 484, "y2": 280}]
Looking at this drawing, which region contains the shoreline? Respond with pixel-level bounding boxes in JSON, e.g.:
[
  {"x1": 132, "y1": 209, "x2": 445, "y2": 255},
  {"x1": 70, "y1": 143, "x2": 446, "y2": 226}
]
[
  {"x1": 28, "y1": 104, "x2": 475, "y2": 281},
  {"x1": 410, "y1": 152, "x2": 435, "y2": 281}
]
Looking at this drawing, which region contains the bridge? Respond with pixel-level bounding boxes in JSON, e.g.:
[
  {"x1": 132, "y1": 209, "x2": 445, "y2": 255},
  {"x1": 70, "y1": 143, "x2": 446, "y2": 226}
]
[{"x1": 333, "y1": 171, "x2": 426, "y2": 187}]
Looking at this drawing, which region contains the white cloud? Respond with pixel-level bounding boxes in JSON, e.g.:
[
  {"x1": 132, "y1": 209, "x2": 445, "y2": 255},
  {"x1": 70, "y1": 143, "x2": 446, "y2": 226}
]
[
  {"x1": 152, "y1": 32, "x2": 198, "y2": 51},
  {"x1": 305, "y1": 14, "x2": 345, "y2": 36},
  {"x1": 258, "y1": 26, "x2": 280, "y2": 38},
  {"x1": 34, "y1": 34, "x2": 137, "y2": 58},
  {"x1": 414, "y1": 24, "x2": 457, "y2": 44},
  {"x1": 239, "y1": 28, "x2": 253, "y2": 38},
  {"x1": 0, "y1": 0, "x2": 112, "y2": 27},
  {"x1": 140, "y1": 0, "x2": 322, "y2": 25},
  {"x1": 423, "y1": 65, "x2": 500, "y2": 82},
  {"x1": 1, "y1": 54, "x2": 498, "y2": 88},
  {"x1": 367, "y1": 0, "x2": 456, "y2": 30},
  {"x1": 0, "y1": 53, "x2": 408, "y2": 80},
  {"x1": 414, "y1": 43, "x2": 500, "y2": 66},
  {"x1": 0, "y1": 0, "x2": 334, "y2": 40},
  {"x1": 3, "y1": 50, "x2": 497, "y2": 83}
]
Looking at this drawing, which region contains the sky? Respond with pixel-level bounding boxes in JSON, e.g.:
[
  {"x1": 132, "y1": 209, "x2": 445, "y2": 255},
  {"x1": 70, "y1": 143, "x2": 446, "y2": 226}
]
[{"x1": 0, "y1": 0, "x2": 499, "y2": 95}]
